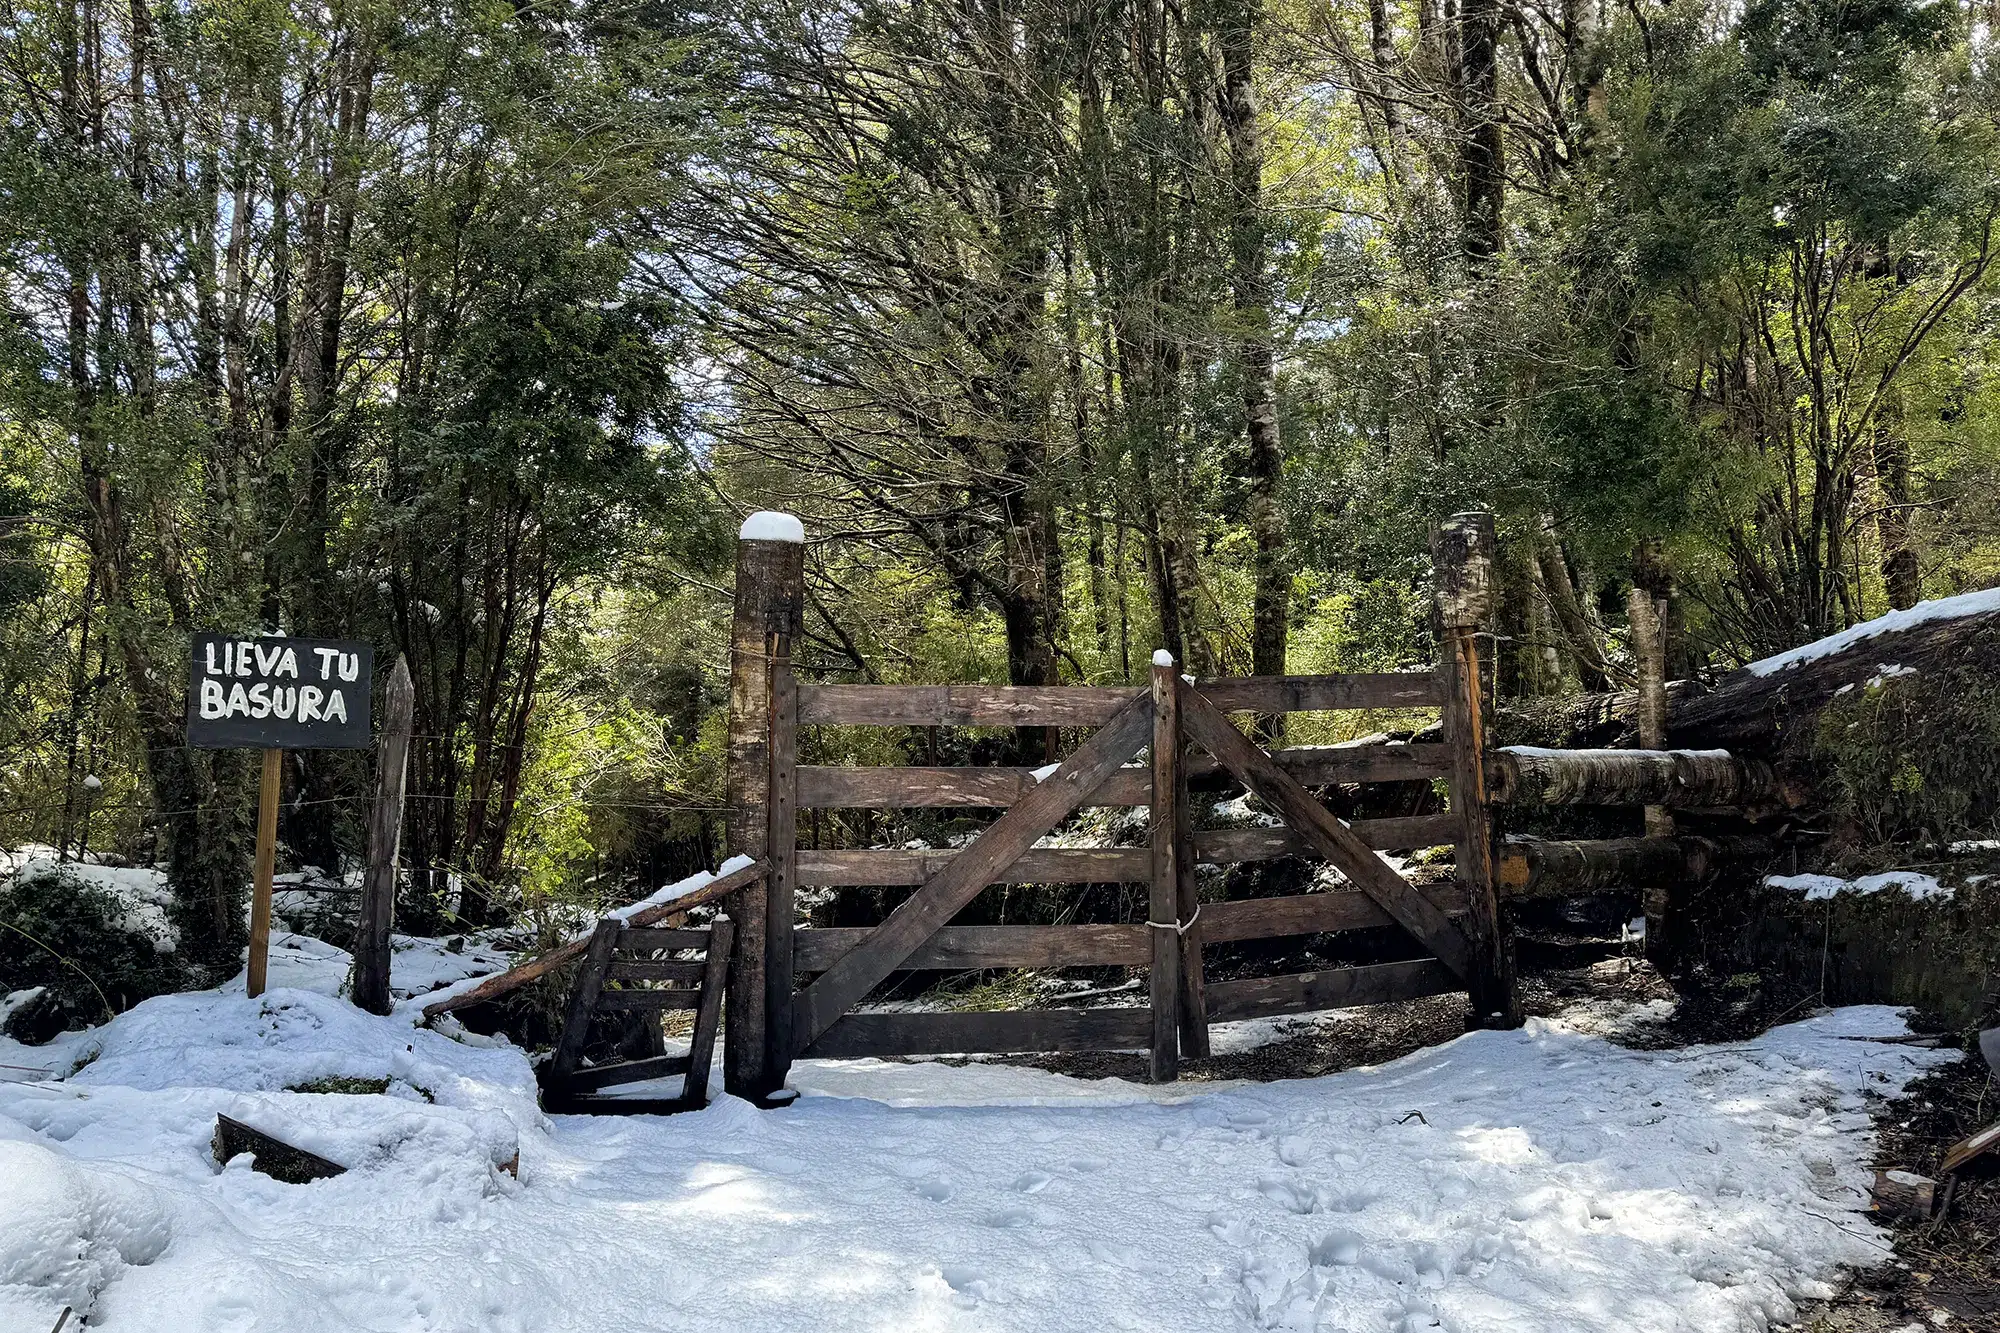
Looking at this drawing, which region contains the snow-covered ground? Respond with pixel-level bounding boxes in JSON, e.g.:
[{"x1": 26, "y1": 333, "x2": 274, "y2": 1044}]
[{"x1": 0, "y1": 984, "x2": 1952, "y2": 1332}]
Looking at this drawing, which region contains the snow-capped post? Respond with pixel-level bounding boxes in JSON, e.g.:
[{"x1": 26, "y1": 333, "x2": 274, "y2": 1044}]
[
  {"x1": 1148, "y1": 650, "x2": 1183, "y2": 1082},
  {"x1": 186, "y1": 632, "x2": 376, "y2": 999},
  {"x1": 354, "y1": 655, "x2": 415, "y2": 1015},
  {"x1": 1432, "y1": 512, "x2": 1519, "y2": 1029},
  {"x1": 724, "y1": 511, "x2": 805, "y2": 1101}
]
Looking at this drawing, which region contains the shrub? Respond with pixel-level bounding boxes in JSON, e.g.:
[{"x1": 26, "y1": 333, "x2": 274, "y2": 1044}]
[{"x1": 0, "y1": 861, "x2": 191, "y2": 1041}]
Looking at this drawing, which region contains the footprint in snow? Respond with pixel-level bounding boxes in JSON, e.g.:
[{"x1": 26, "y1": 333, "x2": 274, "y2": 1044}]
[
  {"x1": 1257, "y1": 1173, "x2": 1323, "y2": 1215},
  {"x1": 1068, "y1": 1155, "x2": 1109, "y2": 1173},
  {"x1": 1275, "y1": 1135, "x2": 1313, "y2": 1167},
  {"x1": 939, "y1": 1265, "x2": 991, "y2": 1304},
  {"x1": 1086, "y1": 1237, "x2": 1147, "y2": 1271},
  {"x1": 1012, "y1": 1170, "x2": 1053, "y2": 1194},
  {"x1": 1309, "y1": 1230, "x2": 1364, "y2": 1267},
  {"x1": 982, "y1": 1206, "x2": 1037, "y2": 1228},
  {"x1": 1208, "y1": 1212, "x2": 1257, "y2": 1246},
  {"x1": 913, "y1": 1176, "x2": 956, "y2": 1202}
]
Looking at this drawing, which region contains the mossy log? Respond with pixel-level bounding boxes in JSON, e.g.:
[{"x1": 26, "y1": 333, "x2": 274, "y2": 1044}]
[
  {"x1": 1499, "y1": 834, "x2": 1769, "y2": 899},
  {"x1": 1488, "y1": 747, "x2": 1784, "y2": 809}
]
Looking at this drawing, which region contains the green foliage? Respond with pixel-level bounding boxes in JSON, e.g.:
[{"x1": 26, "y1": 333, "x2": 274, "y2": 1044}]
[{"x1": 0, "y1": 865, "x2": 188, "y2": 1036}]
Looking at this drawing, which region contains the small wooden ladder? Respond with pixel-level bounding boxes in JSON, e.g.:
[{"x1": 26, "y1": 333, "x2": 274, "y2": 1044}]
[{"x1": 541, "y1": 915, "x2": 733, "y2": 1114}]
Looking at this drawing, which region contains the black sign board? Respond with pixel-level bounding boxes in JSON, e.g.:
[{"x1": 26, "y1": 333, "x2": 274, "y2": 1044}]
[{"x1": 186, "y1": 634, "x2": 374, "y2": 750}]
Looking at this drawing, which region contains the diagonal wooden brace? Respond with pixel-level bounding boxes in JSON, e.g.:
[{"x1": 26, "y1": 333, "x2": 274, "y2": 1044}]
[
  {"x1": 790, "y1": 693, "x2": 1155, "y2": 1053},
  {"x1": 1177, "y1": 683, "x2": 1476, "y2": 980}
]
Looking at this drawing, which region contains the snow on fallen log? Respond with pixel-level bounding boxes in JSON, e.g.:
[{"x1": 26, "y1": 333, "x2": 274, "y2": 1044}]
[
  {"x1": 418, "y1": 856, "x2": 764, "y2": 1020},
  {"x1": 1510, "y1": 584, "x2": 2000, "y2": 752},
  {"x1": 1744, "y1": 586, "x2": 2000, "y2": 676}
]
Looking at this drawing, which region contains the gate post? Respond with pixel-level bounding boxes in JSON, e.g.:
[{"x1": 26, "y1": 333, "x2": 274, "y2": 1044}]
[
  {"x1": 724, "y1": 512, "x2": 805, "y2": 1101},
  {"x1": 1148, "y1": 652, "x2": 1183, "y2": 1082},
  {"x1": 1433, "y1": 512, "x2": 1521, "y2": 1029}
]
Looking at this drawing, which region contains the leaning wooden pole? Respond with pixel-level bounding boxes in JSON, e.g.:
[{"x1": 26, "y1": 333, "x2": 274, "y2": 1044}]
[
  {"x1": 353, "y1": 655, "x2": 415, "y2": 1015},
  {"x1": 1433, "y1": 512, "x2": 1520, "y2": 1028},
  {"x1": 723, "y1": 512, "x2": 806, "y2": 1102}
]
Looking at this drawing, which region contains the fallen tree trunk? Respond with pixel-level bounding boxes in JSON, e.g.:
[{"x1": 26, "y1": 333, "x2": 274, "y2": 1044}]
[
  {"x1": 1499, "y1": 834, "x2": 1770, "y2": 899},
  {"x1": 1501, "y1": 594, "x2": 2000, "y2": 754}
]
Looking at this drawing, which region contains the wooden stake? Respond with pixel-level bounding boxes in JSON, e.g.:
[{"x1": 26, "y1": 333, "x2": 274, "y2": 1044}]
[
  {"x1": 246, "y1": 747, "x2": 282, "y2": 999},
  {"x1": 354, "y1": 656, "x2": 414, "y2": 1015},
  {"x1": 1433, "y1": 512, "x2": 1519, "y2": 1028},
  {"x1": 723, "y1": 517, "x2": 804, "y2": 1100},
  {"x1": 1628, "y1": 540, "x2": 1675, "y2": 956},
  {"x1": 1148, "y1": 654, "x2": 1181, "y2": 1083}
]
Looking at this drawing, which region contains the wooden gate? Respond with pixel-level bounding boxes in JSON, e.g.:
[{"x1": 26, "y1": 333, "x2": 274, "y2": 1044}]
[
  {"x1": 715, "y1": 514, "x2": 1516, "y2": 1099},
  {"x1": 416, "y1": 512, "x2": 1778, "y2": 1107}
]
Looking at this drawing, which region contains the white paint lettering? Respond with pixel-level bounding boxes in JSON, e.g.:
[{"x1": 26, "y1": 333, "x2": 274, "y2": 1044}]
[
  {"x1": 314, "y1": 647, "x2": 341, "y2": 680},
  {"x1": 337, "y1": 652, "x2": 359, "y2": 682},
  {"x1": 227, "y1": 682, "x2": 250, "y2": 717},
  {"x1": 322, "y1": 690, "x2": 348, "y2": 724},
  {"x1": 255, "y1": 643, "x2": 285, "y2": 675},
  {"x1": 249, "y1": 683, "x2": 271, "y2": 718},
  {"x1": 200, "y1": 679, "x2": 227, "y2": 718},
  {"x1": 236, "y1": 641, "x2": 256, "y2": 677},
  {"x1": 272, "y1": 687, "x2": 296, "y2": 720},
  {"x1": 276, "y1": 647, "x2": 299, "y2": 678},
  {"x1": 205, "y1": 641, "x2": 221, "y2": 674},
  {"x1": 299, "y1": 685, "x2": 323, "y2": 722}
]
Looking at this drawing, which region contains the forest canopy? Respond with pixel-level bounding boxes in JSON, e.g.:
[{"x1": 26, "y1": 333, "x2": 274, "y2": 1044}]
[{"x1": 2, "y1": 0, "x2": 1996, "y2": 962}]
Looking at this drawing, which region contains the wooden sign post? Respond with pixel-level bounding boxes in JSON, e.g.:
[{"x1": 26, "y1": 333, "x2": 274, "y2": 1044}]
[{"x1": 186, "y1": 634, "x2": 376, "y2": 1000}]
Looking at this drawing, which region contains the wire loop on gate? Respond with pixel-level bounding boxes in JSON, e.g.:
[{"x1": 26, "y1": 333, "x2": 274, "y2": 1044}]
[{"x1": 1144, "y1": 903, "x2": 1202, "y2": 934}]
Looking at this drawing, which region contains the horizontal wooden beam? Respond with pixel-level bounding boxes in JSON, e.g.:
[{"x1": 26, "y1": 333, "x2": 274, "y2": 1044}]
[
  {"x1": 619, "y1": 927, "x2": 714, "y2": 952},
  {"x1": 799, "y1": 684, "x2": 1140, "y2": 726},
  {"x1": 795, "y1": 815, "x2": 1454, "y2": 884},
  {"x1": 1488, "y1": 747, "x2": 1781, "y2": 809},
  {"x1": 797, "y1": 765, "x2": 1150, "y2": 809},
  {"x1": 1204, "y1": 959, "x2": 1460, "y2": 1023},
  {"x1": 1193, "y1": 814, "x2": 1458, "y2": 861},
  {"x1": 596, "y1": 988, "x2": 705, "y2": 1011},
  {"x1": 565, "y1": 1053, "x2": 694, "y2": 1092},
  {"x1": 795, "y1": 922, "x2": 1149, "y2": 971},
  {"x1": 606, "y1": 960, "x2": 708, "y2": 984},
  {"x1": 1189, "y1": 742, "x2": 1449, "y2": 787},
  {"x1": 798, "y1": 743, "x2": 1451, "y2": 810},
  {"x1": 795, "y1": 674, "x2": 1441, "y2": 728},
  {"x1": 798, "y1": 846, "x2": 1150, "y2": 886},
  {"x1": 801, "y1": 1007, "x2": 1154, "y2": 1057},
  {"x1": 1194, "y1": 673, "x2": 1443, "y2": 713},
  {"x1": 1204, "y1": 890, "x2": 1400, "y2": 940}
]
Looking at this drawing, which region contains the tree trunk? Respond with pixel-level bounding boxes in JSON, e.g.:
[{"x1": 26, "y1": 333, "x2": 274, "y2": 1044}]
[
  {"x1": 1457, "y1": 0, "x2": 1504, "y2": 262},
  {"x1": 1875, "y1": 415, "x2": 1920, "y2": 611},
  {"x1": 1220, "y1": 0, "x2": 1289, "y2": 712}
]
